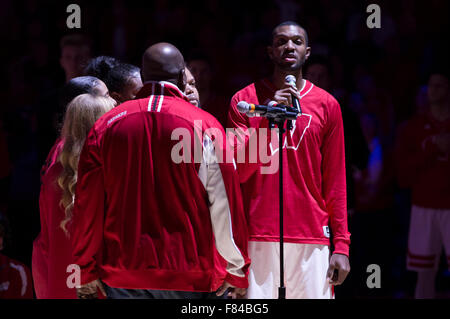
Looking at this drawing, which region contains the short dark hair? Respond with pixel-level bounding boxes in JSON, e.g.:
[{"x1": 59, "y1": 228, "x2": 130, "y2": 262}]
[
  {"x1": 272, "y1": 21, "x2": 309, "y2": 46},
  {"x1": 105, "y1": 63, "x2": 141, "y2": 93},
  {"x1": 84, "y1": 56, "x2": 120, "y2": 82},
  {"x1": 60, "y1": 76, "x2": 103, "y2": 107}
]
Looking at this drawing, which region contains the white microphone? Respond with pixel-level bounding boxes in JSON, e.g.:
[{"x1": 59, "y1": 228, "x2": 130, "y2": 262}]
[
  {"x1": 237, "y1": 101, "x2": 299, "y2": 120},
  {"x1": 237, "y1": 101, "x2": 278, "y2": 116},
  {"x1": 285, "y1": 75, "x2": 302, "y2": 115}
]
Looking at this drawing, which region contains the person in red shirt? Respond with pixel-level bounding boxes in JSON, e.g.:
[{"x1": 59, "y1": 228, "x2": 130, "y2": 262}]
[
  {"x1": 0, "y1": 214, "x2": 33, "y2": 299},
  {"x1": 71, "y1": 43, "x2": 250, "y2": 299},
  {"x1": 227, "y1": 21, "x2": 350, "y2": 298},
  {"x1": 32, "y1": 77, "x2": 115, "y2": 299},
  {"x1": 395, "y1": 71, "x2": 450, "y2": 299}
]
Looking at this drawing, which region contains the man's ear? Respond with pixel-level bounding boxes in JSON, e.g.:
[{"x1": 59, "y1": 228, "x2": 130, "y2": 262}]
[
  {"x1": 305, "y1": 46, "x2": 311, "y2": 61},
  {"x1": 179, "y1": 68, "x2": 187, "y2": 92}
]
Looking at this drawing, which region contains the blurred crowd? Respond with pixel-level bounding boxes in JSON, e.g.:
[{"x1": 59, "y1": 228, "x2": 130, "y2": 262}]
[{"x1": 0, "y1": 0, "x2": 449, "y2": 298}]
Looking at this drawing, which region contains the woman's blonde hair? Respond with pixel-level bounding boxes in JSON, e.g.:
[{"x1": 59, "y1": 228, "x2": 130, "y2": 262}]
[{"x1": 58, "y1": 93, "x2": 115, "y2": 234}]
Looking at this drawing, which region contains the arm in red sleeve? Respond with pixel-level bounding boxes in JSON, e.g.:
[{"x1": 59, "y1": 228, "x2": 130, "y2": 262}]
[
  {"x1": 37, "y1": 185, "x2": 50, "y2": 256},
  {"x1": 226, "y1": 96, "x2": 270, "y2": 183},
  {"x1": 70, "y1": 129, "x2": 105, "y2": 285},
  {"x1": 199, "y1": 124, "x2": 250, "y2": 288},
  {"x1": 216, "y1": 152, "x2": 250, "y2": 288},
  {"x1": 321, "y1": 96, "x2": 350, "y2": 256},
  {"x1": 227, "y1": 95, "x2": 250, "y2": 132}
]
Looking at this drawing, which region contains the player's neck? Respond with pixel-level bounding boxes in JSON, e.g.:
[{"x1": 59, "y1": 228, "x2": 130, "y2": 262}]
[{"x1": 272, "y1": 69, "x2": 304, "y2": 90}]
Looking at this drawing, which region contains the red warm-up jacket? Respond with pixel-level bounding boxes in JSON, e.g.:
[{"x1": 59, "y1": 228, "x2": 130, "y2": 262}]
[
  {"x1": 227, "y1": 79, "x2": 350, "y2": 256},
  {"x1": 71, "y1": 81, "x2": 250, "y2": 292},
  {"x1": 32, "y1": 139, "x2": 77, "y2": 298}
]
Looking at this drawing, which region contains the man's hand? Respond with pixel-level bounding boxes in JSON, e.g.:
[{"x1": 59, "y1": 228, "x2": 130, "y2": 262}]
[
  {"x1": 76, "y1": 279, "x2": 106, "y2": 299},
  {"x1": 326, "y1": 253, "x2": 350, "y2": 286},
  {"x1": 273, "y1": 83, "x2": 300, "y2": 106},
  {"x1": 216, "y1": 281, "x2": 247, "y2": 299}
]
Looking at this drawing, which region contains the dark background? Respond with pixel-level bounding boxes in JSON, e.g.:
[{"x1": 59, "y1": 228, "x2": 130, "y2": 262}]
[{"x1": 0, "y1": 0, "x2": 449, "y2": 298}]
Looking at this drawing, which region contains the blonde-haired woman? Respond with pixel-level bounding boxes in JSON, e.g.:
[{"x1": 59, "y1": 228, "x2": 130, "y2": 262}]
[
  {"x1": 32, "y1": 92, "x2": 115, "y2": 299},
  {"x1": 58, "y1": 94, "x2": 115, "y2": 232}
]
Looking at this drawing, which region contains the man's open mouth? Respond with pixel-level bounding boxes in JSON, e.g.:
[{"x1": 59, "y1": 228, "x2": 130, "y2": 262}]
[{"x1": 282, "y1": 55, "x2": 297, "y2": 62}]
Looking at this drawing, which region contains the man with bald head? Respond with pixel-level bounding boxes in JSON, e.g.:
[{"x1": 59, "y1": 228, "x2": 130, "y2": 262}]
[
  {"x1": 70, "y1": 43, "x2": 250, "y2": 299},
  {"x1": 141, "y1": 43, "x2": 185, "y2": 82}
]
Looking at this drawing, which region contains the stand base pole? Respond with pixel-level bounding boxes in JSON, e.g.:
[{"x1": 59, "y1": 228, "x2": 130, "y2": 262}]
[
  {"x1": 277, "y1": 121, "x2": 286, "y2": 300},
  {"x1": 278, "y1": 287, "x2": 286, "y2": 299}
]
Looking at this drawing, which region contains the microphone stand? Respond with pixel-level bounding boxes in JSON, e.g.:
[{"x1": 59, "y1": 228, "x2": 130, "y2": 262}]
[
  {"x1": 268, "y1": 116, "x2": 289, "y2": 300},
  {"x1": 240, "y1": 102, "x2": 298, "y2": 299}
]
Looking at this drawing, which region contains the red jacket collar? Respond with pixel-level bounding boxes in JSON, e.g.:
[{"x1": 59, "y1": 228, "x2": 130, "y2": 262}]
[{"x1": 135, "y1": 81, "x2": 189, "y2": 102}]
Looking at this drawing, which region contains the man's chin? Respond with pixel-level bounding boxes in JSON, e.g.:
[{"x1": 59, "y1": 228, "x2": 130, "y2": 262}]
[
  {"x1": 281, "y1": 65, "x2": 302, "y2": 72},
  {"x1": 277, "y1": 61, "x2": 302, "y2": 72}
]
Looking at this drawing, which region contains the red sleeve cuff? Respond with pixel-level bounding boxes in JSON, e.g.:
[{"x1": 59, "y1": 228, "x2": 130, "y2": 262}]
[
  {"x1": 80, "y1": 268, "x2": 100, "y2": 285},
  {"x1": 224, "y1": 273, "x2": 248, "y2": 289},
  {"x1": 333, "y1": 238, "x2": 350, "y2": 257}
]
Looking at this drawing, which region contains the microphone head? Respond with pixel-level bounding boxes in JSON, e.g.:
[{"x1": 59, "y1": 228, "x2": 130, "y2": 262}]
[
  {"x1": 237, "y1": 101, "x2": 250, "y2": 113},
  {"x1": 285, "y1": 75, "x2": 296, "y2": 85}
]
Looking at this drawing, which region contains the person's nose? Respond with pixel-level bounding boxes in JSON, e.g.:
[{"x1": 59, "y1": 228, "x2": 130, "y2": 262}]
[{"x1": 285, "y1": 40, "x2": 295, "y2": 51}]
